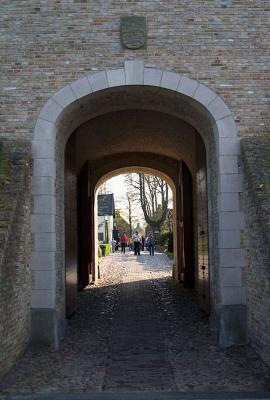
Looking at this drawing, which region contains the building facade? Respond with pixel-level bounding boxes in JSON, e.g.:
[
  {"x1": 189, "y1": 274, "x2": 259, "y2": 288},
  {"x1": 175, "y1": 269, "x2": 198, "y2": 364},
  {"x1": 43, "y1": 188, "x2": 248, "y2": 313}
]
[{"x1": 0, "y1": 0, "x2": 269, "y2": 377}]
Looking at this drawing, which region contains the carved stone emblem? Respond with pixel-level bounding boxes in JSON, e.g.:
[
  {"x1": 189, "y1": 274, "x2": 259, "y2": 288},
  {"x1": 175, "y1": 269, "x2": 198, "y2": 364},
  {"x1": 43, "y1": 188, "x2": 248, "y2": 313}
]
[{"x1": 121, "y1": 16, "x2": 147, "y2": 50}]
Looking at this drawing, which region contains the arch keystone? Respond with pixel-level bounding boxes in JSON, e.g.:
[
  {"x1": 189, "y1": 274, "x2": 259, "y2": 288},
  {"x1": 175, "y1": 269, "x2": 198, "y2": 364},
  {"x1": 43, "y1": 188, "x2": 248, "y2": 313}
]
[{"x1": 125, "y1": 60, "x2": 144, "y2": 85}]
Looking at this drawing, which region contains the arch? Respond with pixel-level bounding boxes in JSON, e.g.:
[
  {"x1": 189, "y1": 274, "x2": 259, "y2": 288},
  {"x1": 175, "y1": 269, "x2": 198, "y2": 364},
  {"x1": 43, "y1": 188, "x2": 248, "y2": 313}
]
[
  {"x1": 95, "y1": 165, "x2": 178, "y2": 279},
  {"x1": 31, "y1": 60, "x2": 245, "y2": 348},
  {"x1": 95, "y1": 166, "x2": 176, "y2": 194}
]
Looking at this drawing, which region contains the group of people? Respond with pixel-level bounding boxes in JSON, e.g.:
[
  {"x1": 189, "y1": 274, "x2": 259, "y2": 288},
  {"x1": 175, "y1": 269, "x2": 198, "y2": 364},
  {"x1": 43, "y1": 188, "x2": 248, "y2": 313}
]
[{"x1": 111, "y1": 231, "x2": 155, "y2": 256}]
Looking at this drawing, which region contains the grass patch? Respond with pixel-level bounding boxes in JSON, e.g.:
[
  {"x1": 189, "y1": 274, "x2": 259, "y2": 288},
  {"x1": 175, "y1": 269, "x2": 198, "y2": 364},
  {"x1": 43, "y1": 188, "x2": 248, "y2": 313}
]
[{"x1": 165, "y1": 250, "x2": 173, "y2": 258}]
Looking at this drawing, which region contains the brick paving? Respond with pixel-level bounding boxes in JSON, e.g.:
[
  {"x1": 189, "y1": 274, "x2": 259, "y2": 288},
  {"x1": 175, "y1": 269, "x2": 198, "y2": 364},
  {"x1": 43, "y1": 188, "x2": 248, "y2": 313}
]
[{"x1": 0, "y1": 252, "x2": 270, "y2": 398}]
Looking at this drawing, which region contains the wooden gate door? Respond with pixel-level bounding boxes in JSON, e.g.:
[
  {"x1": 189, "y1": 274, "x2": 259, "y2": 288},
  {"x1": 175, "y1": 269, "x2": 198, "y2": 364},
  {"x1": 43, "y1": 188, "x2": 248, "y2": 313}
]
[
  {"x1": 182, "y1": 162, "x2": 195, "y2": 289},
  {"x1": 177, "y1": 161, "x2": 195, "y2": 288},
  {"x1": 65, "y1": 134, "x2": 78, "y2": 317},
  {"x1": 196, "y1": 142, "x2": 210, "y2": 314},
  {"x1": 78, "y1": 162, "x2": 91, "y2": 290},
  {"x1": 176, "y1": 161, "x2": 184, "y2": 282}
]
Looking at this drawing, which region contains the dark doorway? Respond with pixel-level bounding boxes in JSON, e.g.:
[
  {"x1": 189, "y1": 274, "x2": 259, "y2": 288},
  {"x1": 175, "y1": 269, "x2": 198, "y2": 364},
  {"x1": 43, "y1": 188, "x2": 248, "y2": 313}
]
[
  {"x1": 65, "y1": 134, "x2": 78, "y2": 317},
  {"x1": 182, "y1": 162, "x2": 195, "y2": 289},
  {"x1": 77, "y1": 162, "x2": 91, "y2": 291}
]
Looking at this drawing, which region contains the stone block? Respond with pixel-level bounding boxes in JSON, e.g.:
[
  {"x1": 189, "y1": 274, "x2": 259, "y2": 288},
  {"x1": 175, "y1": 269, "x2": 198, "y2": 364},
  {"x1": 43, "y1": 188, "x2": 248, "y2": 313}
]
[
  {"x1": 71, "y1": 77, "x2": 92, "y2": 99},
  {"x1": 193, "y1": 84, "x2": 217, "y2": 107},
  {"x1": 219, "y1": 174, "x2": 243, "y2": 193},
  {"x1": 208, "y1": 96, "x2": 231, "y2": 121},
  {"x1": 39, "y1": 99, "x2": 63, "y2": 123},
  {"x1": 125, "y1": 60, "x2": 144, "y2": 85},
  {"x1": 34, "y1": 233, "x2": 56, "y2": 252},
  {"x1": 33, "y1": 195, "x2": 56, "y2": 214},
  {"x1": 220, "y1": 248, "x2": 246, "y2": 267},
  {"x1": 31, "y1": 290, "x2": 55, "y2": 308},
  {"x1": 31, "y1": 176, "x2": 55, "y2": 196},
  {"x1": 30, "y1": 308, "x2": 64, "y2": 349},
  {"x1": 52, "y1": 85, "x2": 77, "y2": 108},
  {"x1": 144, "y1": 68, "x2": 162, "y2": 86},
  {"x1": 31, "y1": 214, "x2": 55, "y2": 233},
  {"x1": 34, "y1": 119, "x2": 55, "y2": 141},
  {"x1": 107, "y1": 68, "x2": 125, "y2": 87},
  {"x1": 219, "y1": 211, "x2": 244, "y2": 230},
  {"x1": 88, "y1": 71, "x2": 108, "y2": 92},
  {"x1": 219, "y1": 267, "x2": 242, "y2": 286},
  {"x1": 218, "y1": 193, "x2": 239, "y2": 212},
  {"x1": 216, "y1": 115, "x2": 237, "y2": 138},
  {"x1": 33, "y1": 270, "x2": 55, "y2": 290},
  {"x1": 219, "y1": 138, "x2": 240, "y2": 155},
  {"x1": 160, "y1": 71, "x2": 181, "y2": 91},
  {"x1": 32, "y1": 140, "x2": 54, "y2": 159},
  {"x1": 178, "y1": 76, "x2": 199, "y2": 97},
  {"x1": 218, "y1": 229, "x2": 241, "y2": 248},
  {"x1": 218, "y1": 304, "x2": 247, "y2": 346},
  {"x1": 219, "y1": 156, "x2": 238, "y2": 174},
  {"x1": 33, "y1": 158, "x2": 56, "y2": 178},
  {"x1": 220, "y1": 286, "x2": 246, "y2": 305},
  {"x1": 31, "y1": 251, "x2": 55, "y2": 270}
]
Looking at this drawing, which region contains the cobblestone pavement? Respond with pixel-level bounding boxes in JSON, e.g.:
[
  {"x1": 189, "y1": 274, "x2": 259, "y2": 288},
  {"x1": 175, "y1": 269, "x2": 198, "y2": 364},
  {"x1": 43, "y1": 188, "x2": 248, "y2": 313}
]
[{"x1": 1, "y1": 252, "x2": 270, "y2": 398}]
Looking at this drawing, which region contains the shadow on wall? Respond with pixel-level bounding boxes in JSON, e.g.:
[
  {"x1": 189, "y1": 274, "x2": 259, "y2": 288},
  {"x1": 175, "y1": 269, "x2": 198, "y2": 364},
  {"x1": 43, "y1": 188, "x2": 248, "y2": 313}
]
[{"x1": 0, "y1": 140, "x2": 31, "y2": 379}]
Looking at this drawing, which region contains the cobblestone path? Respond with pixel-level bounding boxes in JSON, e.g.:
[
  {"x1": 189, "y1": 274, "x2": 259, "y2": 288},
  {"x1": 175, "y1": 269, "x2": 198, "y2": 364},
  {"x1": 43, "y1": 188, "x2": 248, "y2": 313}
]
[{"x1": 1, "y1": 252, "x2": 270, "y2": 397}]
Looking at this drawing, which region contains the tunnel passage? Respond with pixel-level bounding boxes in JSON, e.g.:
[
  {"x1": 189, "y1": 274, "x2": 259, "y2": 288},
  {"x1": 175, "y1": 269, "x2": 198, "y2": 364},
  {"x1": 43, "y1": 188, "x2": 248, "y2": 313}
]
[
  {"x1": 64, "y1": 108, "x2": 209, "y2": 318},
  {"x1": 32, "y1": 64, "x2": 245, "y2": 347}
]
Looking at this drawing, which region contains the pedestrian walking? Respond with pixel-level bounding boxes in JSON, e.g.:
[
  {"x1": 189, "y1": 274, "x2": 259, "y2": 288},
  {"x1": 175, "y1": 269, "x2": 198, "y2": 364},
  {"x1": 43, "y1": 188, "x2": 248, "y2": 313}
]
[
  {"x1": 141, "y1": 235, "x2": 145, "y2": 251},
  {"x1": 132, "y1": 230, "x2": 141, "y2": 255},
  {"x1": 111, "y1": 238, "x2": 117, "y2": 253},
  {"x1": 147, "y1": 233, "x2": 155, "y2": 255},
  {"x1": 120, "y1": 232, "x2": 128, "y2": 254},
  {"x1": 145, "y1": 236, "x2": 149, "y2": 251}
]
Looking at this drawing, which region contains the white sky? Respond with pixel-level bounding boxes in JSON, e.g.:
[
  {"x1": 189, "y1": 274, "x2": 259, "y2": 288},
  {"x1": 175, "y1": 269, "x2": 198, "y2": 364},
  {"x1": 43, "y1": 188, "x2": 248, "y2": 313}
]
[
  {"x1": 105, "y1": 174, "x2": 145, "y2": 226},
  {"x1": 106, "y1": 174, "x2": 126, "y2": 199}
]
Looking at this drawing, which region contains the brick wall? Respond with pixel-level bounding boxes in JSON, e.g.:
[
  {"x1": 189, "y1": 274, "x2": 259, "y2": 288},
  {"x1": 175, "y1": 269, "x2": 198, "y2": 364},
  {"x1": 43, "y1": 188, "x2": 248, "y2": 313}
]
[
  {"x1": 0, "y1": 140, "x2": 31, "y2": 378},
  {"x1": 1, "y1": 0, "x2": 269, "y2": 371},
  {"x1": 241, "y1": 136, "x2": 270, "y2": 366},
  {"x1": 1, "y1": 1, "x2": 269, "y2": 141}
]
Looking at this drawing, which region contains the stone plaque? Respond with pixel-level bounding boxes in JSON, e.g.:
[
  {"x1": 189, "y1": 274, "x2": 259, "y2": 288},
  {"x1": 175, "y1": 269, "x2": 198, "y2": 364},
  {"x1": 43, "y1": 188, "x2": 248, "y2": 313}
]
[{"x1": 121, "y1": 16, "x2": 147, "y2": 50}]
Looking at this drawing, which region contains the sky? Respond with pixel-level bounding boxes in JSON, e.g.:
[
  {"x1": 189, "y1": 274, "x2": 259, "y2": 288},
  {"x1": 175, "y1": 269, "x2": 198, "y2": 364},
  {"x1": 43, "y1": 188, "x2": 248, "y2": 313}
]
[{"x1": 104, "y1": 174, "x2": 145, "y2": 226}]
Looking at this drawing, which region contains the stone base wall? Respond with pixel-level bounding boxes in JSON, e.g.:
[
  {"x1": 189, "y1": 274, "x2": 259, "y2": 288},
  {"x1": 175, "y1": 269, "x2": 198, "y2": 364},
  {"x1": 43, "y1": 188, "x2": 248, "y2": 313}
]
[
  {"x1": 0, "y1": 140, "x2": 31, "y2": 378},
  {"x1": 241, "y1": 136, "x2": 270, "y2": 366}
]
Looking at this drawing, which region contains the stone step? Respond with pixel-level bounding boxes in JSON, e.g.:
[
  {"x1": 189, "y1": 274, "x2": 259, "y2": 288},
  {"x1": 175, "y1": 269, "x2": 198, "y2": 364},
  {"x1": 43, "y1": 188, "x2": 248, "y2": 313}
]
[{"x1": 5, "y1": 390, "x2": 270, "y2": 400}]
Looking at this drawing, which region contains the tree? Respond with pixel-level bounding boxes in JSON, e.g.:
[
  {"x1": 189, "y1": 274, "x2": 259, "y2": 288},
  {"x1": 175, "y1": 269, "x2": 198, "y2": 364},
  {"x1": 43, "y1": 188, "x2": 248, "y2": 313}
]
[
  {"x1": 125, "y1": 173, "x2": 169, "y2": 233},
  {"x1": 125, "y1": 192, "x2": 138, "y2": 236},
  {"x1": 114, "y1": 209, "x2": 130, "y2": 234}
]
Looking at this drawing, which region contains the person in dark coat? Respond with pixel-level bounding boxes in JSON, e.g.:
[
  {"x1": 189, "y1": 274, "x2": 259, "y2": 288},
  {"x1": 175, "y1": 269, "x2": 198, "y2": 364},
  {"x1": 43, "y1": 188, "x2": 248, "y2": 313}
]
[
  {"x1": 147, "y1": 233, "x2": 155, "y2": 255},
  {"x1": 141, "y1": 235, "x2": 145, "y2": 251}
]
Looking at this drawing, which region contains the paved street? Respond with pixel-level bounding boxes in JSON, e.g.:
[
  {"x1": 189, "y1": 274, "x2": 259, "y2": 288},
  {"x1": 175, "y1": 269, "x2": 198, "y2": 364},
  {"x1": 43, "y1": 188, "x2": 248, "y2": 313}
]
[{"x1": 0, "y1": 252, "x2": 270, "y2": 399}]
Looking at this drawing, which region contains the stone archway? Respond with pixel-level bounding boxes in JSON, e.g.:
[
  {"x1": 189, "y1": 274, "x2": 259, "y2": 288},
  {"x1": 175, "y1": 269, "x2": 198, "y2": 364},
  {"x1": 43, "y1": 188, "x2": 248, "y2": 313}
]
[
  {"x1": 31, "y1": 60, "x2": 245, "y2": 348},
  {"x1": 94, "y1": 165, "x2": 178, "y2": 278}
]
